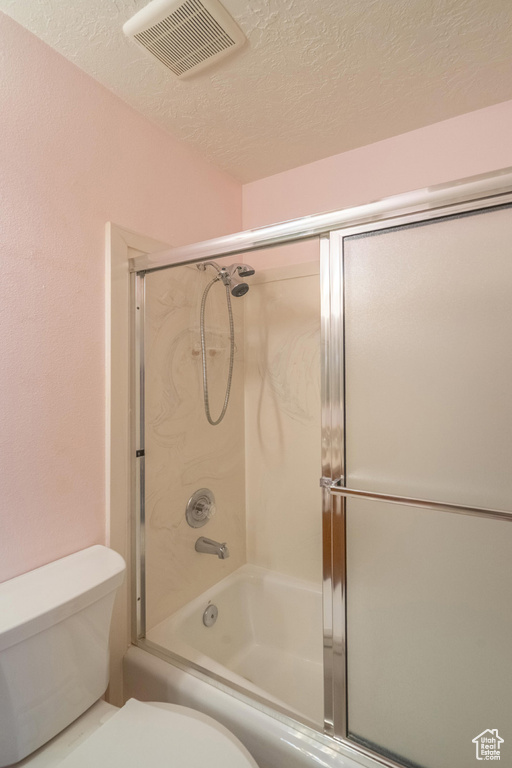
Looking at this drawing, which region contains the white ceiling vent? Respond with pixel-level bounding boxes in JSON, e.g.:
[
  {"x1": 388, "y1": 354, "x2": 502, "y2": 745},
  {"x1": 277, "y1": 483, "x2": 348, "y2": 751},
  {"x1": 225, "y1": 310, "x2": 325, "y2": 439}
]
[{"x1": 123, "y1": 0, "x2": 246, "y2": 78}]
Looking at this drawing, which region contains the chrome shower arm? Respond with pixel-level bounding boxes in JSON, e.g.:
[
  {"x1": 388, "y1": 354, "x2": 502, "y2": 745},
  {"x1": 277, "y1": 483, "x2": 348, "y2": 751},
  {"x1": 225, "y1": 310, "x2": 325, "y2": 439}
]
[{"x1": 197, "y1": 261, "x2": 222, "y2": 273}]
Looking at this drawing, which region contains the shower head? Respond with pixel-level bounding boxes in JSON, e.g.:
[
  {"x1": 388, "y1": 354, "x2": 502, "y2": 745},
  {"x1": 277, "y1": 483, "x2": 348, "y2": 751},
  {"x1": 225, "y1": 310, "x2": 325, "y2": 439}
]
[
  {"x1": 197, "y1": 261, "x2": 255, "y2": 296},
  {"x1": 230, "y1": 277, "x2": 249, "y2": 297},
  {"x1": 231, "y1": 263, "x2": 255, "y2": 278}
]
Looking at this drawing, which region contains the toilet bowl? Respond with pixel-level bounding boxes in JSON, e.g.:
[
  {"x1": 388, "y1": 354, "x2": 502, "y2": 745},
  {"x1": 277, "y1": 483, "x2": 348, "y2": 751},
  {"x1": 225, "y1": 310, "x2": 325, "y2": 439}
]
[{"x1": 0, "y1": 547, "x2": 258, "y2": 768}]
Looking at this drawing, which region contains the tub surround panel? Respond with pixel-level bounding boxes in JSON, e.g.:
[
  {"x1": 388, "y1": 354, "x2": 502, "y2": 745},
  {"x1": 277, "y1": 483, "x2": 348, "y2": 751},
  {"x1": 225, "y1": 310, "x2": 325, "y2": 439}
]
[
  {"x1": 244, "y1": 260, "x2": 322, "y2": 585},
  {"x1": 145, "y1": 265, "x2": 246, "y2": 629}
]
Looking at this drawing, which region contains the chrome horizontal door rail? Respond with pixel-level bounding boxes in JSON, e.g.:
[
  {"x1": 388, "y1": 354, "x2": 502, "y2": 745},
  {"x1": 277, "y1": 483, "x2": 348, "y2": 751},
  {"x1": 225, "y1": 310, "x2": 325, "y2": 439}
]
[
  {"x1": 130, "y1": 168, "x2": 512, "y2": 273},
  {"x1": 329, "y1": 484, "x2": 512, "y2": 523}
]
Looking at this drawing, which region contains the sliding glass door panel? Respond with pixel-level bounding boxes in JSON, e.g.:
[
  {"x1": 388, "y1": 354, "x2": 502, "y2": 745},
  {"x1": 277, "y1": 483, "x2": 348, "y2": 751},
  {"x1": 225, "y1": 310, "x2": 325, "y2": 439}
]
[
  {"x1": 342, "y1": 204, "x2": 512, "y2": 767},
  {"x1": 346, "y1": 498, "x2": 512, "y2": 768}
]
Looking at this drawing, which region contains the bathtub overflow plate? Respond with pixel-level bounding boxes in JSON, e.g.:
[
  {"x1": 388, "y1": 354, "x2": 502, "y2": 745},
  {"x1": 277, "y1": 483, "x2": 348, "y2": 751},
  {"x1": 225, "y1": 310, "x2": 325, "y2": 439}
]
[{"x1": 203, "y1": 604, "x2": 218, "y2": 627}]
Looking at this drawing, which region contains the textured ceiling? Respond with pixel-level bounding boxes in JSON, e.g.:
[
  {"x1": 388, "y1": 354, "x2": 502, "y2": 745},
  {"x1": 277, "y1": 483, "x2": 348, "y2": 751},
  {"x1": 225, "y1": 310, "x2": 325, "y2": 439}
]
[{"x1": 1, "y1": 0, "x2": 512, "y2": 182}]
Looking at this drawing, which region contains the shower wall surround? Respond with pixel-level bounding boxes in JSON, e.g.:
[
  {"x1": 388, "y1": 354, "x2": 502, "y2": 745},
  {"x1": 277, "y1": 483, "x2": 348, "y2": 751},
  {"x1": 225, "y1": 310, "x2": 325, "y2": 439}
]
[
  {"x1": 145, "y1": 264, "x2": 246, "y2": 629},
  {"x1": 244, "y1": 261, "x2": 321, "y2": 584}
]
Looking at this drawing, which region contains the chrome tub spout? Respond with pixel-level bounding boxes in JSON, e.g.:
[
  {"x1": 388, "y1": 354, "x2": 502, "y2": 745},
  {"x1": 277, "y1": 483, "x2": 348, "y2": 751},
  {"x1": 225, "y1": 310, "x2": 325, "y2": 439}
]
[{"x1": 195, "y1": 536, "x2": 230, "y2": 559}]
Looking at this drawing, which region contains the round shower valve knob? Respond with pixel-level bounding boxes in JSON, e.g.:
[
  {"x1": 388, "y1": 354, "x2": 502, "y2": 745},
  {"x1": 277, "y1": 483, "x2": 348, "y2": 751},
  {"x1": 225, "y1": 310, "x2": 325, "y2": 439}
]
[{"x1": 186, "y1": 488, "x2": 216, "y2": 528}]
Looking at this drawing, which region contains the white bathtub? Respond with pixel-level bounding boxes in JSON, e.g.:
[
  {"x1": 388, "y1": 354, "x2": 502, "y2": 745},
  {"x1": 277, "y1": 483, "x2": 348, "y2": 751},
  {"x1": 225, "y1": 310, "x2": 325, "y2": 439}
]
[
  {"x1": 123, "y1": 564, "x2": 370, "y2": 768},
  {"x1": 144, "y1": 564, "x2": 324, "y2": 725}
]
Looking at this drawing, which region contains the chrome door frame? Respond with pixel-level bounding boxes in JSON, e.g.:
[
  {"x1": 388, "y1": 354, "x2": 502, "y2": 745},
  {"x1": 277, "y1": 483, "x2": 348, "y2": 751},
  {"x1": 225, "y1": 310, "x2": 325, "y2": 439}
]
[
  {"x1": 320, "y1": 232, "x2": 346, "y2": 736},
  {"x1": 131, "y1": 168, "x2": 512, "y2": 768},
  {"x1": 133, "y1": 270, "x2": 146, "y2": 640}
]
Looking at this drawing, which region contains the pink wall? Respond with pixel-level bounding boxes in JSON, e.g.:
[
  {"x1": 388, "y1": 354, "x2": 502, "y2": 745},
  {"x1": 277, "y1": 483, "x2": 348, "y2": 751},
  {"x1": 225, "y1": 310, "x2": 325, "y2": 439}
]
[
  {"x1": 0, "y1": 14, "x2": 241, "y2": 582},
  {"x1": 243, "y1": 100, "x2": 512, "y2": 228}
]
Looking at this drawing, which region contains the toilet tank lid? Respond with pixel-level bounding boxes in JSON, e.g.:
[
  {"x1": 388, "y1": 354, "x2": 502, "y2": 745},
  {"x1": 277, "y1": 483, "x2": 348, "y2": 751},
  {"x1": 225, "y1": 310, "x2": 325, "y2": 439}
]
[{"x1": 0, "y1": 546, "x2": 125, "y2": 652}]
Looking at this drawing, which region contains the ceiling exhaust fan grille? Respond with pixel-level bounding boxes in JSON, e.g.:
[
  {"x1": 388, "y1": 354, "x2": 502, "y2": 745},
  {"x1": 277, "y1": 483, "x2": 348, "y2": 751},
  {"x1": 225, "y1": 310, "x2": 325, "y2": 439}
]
[{"x1": 131, "y1": 0, "x2": 242, "y2": 77}]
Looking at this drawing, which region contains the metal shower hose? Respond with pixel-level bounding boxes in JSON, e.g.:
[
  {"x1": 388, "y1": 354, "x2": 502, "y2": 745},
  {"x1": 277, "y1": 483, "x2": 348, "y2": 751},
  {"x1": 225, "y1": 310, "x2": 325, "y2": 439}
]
[{"x1": 199, "y1": 276, "x2": 235, "y2": 425}]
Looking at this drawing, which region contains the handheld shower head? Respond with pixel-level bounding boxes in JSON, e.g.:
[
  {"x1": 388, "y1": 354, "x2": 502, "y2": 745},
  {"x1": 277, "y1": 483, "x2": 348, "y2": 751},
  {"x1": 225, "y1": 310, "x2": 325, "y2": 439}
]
[
  {"x1": 197, "y1": 260, "x2": 254, "y2": 296},
  {"x1": 230, "y1": 277, "x2": 249, "y2": 297}
]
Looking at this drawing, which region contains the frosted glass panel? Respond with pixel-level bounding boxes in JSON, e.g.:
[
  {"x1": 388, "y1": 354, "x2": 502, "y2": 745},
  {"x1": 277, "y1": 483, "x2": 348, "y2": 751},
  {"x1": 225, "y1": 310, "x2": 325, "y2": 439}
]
[
  {"x1": 344, "y1": 206, "x2": 512, "y2": 767},
  {"x1": 347, "y1": 500, "x2": 512, "y2": 768},
  {"x1": 344, "y1": 206, "x2": 512, "y2": 509}
]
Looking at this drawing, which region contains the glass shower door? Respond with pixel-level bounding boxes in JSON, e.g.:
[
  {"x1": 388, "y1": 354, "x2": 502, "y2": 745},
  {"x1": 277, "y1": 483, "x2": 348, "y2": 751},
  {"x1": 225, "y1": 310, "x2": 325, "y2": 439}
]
[
  {"x1": 339, "y1": 204, "x2": 512, "y2": 768},
  {"x1": 138, "y1": 241, "x2": 324, "y2": 728}
]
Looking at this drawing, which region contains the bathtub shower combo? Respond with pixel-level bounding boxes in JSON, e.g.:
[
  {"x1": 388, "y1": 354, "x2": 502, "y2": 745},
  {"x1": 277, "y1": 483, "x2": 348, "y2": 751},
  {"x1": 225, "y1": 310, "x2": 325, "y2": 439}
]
[{"x1": 127, "y1": 169, "x2": 512, "y2": 768}]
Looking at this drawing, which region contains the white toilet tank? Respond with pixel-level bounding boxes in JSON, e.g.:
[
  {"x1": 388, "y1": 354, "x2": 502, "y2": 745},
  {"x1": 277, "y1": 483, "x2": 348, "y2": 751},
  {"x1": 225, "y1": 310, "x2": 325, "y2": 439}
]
[{"x1": 0, "y1": 546, "x2": 125, "y2": 767}]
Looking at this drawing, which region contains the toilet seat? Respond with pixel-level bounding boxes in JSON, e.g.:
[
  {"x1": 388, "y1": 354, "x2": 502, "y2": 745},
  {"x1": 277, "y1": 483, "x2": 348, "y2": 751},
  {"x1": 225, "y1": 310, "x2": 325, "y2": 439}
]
[{"x1": 57, "y1": 699, "x2": 258, "y2": 767}]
